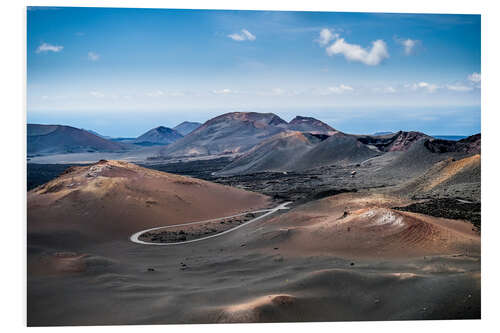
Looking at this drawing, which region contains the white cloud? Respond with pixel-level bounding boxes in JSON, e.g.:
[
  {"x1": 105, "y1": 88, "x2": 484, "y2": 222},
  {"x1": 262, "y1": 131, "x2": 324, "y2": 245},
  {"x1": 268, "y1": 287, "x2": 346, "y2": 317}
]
[
  {"x1": 468, "y1": 72, "x2": 481, "y2": 83},
  {"x1": 410, "y1": 82, "x2": 439, "y2": 93},
  {"x1": 316, "y1": 28, "x2": 339, "y2": 46},
  {"x1": 401, "y1": 39, "x2": 417, "y2": 55},
  {"x1": 212, "y1": 88, "x2": 233, "y2": 95},
  {"x1": 228, "y1": 29, "x2": 256, "y2": 42},
  {"x1": 326, "y1": 38, "x2": 389, "y2": 66},
  {"x1": 89, "y1": 91, "x2": 104, "y2": 98},
  {"x1": 36, "y1": 42, "x2": 63, "y2": 53},
  {"x1": 88, "y1": 52, "x2": 100, "y2": 61},
  {"x1": 446, "y1": 84, "x2": 473, "y2": 92},
  {"x1": 395, "y1": 38, "x2": 420, "y2": 55}
]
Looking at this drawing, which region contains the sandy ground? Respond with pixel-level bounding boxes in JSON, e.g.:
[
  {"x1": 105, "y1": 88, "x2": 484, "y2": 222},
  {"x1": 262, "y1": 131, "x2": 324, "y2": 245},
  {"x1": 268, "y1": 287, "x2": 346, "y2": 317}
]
[{"x1": 28, "y1": 164, "x2": 480, "y2": 325}]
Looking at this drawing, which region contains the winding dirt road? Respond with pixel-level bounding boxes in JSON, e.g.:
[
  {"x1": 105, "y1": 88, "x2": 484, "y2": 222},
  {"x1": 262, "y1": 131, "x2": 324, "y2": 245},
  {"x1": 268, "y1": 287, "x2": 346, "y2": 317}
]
[{"x1": 130, "y1": 202, "x2": 291, "y2": 245}]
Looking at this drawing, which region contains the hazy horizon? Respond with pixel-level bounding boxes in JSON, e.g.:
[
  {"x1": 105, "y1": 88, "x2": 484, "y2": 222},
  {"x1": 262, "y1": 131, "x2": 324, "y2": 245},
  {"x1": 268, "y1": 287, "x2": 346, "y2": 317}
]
[{"x1": 28, "y1": 105, "x2": 480, "y2": 138}]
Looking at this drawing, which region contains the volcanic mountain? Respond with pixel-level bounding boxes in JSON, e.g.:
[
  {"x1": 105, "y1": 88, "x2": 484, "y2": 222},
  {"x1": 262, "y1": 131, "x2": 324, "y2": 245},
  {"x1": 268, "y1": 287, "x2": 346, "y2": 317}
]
[
  {"x1": 28, "y1": 124, "x2": 125, "y2": 155},
  {"x1": 424, "y1": 133, "x2": 481, "y2": 154},
  {"x1": 173, "y1": 121, "x2": 202, "y2": 136},
  {"x1": 27, "y1": 160, "x2": 270, "y2": 243},
  {"x1": 356, "y1": 131, "x2": 430, "y2": 152},
  {"x1": 134, "y1": 126, "x2": 183, "y2": 146},
  {"x1": 158, "y1": 112, "x2": 345, "y2": 159},
  {"x1": 83, "y1": 129, "x2": 111, "y2": 139},
  {"x1": 287, "y1": 116, "x2": 336, "y2": 133},
  {"x1": 218, "y1": 131, "x2": 378, "y2": 175},
  {"x1": 371, "y1": 133, "x2": 480, "y2": 182},
  {"x1": 159, "y1": 112, "x2": 289, "y2": 158},
  {"x1": 216, "y1": 131, "x2": 325, "y2": 175}
]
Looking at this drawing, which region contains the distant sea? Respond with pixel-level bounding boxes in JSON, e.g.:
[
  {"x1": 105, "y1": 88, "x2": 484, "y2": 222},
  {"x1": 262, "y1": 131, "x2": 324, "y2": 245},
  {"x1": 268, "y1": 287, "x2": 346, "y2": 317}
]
[{"x1": 432, "y1": 135, "x2": 467, "y2": 141}]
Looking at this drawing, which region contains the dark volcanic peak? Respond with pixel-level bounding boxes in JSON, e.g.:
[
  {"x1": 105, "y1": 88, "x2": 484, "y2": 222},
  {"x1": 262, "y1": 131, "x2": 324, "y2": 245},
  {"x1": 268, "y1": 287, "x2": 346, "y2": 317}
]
[
  {"x1": 216, "y1": 131, "x2": 319, "y2": 175},
  {"x1": 173, "y1": 121, "x2": 202, "y2": 136},
  {"x1": 298, "y1": 132, "x2": 379, "y2": 167},
  {"x1": 357, "y1": 131, "x2": 430, "y2": 152},
  {"x1": 135, "y1": 126, "x2": 183, "y2": 146},
  {"x1": 218, "y1": 131, "x2": 378, "y2": 175},
  {"x1": 27, "y1": 124, "x2": 125, "y2": 155},
  {"x1": 288, "y1": 116, "x2": 336, "y2": 133},
  {"x1": 424, "y1": 133, "x2": 481, "y2": 155},
  {"x1": 269, "y1": 114, "x2": 289, "y2": 126},
  {"x1": 388, "y1": 131, "x2": 429, "y2": 152}
]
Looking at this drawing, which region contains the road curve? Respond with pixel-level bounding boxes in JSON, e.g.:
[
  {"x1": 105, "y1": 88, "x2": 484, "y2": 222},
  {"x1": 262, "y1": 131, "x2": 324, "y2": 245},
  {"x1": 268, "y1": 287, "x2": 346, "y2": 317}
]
[{"x1": 130, "y1": 202, "x2": 292, "y2": 246}]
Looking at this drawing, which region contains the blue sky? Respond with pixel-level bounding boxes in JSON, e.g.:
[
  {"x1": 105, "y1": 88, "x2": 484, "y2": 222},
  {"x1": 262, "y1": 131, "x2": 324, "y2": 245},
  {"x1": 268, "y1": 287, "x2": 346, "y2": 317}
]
[{"x1": 27, "y1": 7, "x2": 480, "y2": 136}]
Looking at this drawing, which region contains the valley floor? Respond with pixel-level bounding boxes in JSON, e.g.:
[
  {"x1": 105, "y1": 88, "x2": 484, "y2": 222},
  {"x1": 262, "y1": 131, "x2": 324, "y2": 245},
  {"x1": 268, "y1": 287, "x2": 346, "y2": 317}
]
[{"x1": 27, "y1": 155, "x2": 480, "y2": 325}]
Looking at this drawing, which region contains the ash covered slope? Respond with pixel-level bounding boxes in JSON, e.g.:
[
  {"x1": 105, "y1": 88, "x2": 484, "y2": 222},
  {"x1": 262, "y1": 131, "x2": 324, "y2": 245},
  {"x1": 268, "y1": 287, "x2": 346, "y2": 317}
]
[
  {"x1": 134, "y1": 126, "x2": 183, "y2": 146},
  {"x1": 396, "y1": 154, "x2": 481, "y2": 201},
  {"x1": 159, "y1": 112, "x2": 289, "y2": 158},
  {"x1": 173, "y1": 121, "x2": 202, "y2": 136},
  {"x1": 27, "y1": 160, "x2": 270, "y2": 242},
  {"x1": 216, "y1": 131, "x2": 324, "y2": 175},
  {"x1": 296, "y1": 132, "x2": 379, "y2": 168},
  {"x1": 373, "y1": 133, "x2": 481, "y2": 181},
  {"x1": 219, "y1": 131, "x2": 378, "y2": 175},
  {"x1": 28, "y1": 124, "x2": 125, "y2": 155}
]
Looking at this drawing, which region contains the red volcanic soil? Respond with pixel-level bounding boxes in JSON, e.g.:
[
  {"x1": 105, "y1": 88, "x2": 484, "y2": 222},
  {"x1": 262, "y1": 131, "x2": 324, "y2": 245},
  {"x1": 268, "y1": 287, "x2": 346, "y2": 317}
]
[
  {"x1": 27, "y1": 163, "x2": 480, "y2": 326},
  {"x1": 27, "y1": 160, "x2": 271, "y2": 242},
  {"x1": 246, "y1": 192, "x2": 479, "y2": 259}
]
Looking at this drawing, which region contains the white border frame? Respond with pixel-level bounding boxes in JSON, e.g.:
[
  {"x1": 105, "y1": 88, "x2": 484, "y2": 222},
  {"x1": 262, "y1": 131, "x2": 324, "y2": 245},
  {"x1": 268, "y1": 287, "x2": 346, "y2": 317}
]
[{"x1": 3, "y1": 1, "x2": 498, "y2": 332}]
